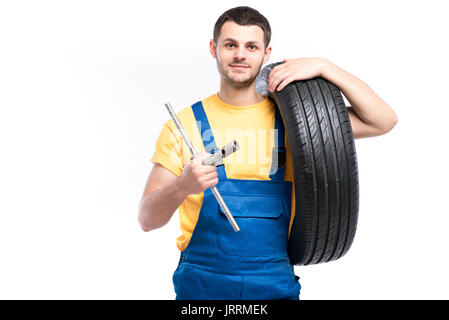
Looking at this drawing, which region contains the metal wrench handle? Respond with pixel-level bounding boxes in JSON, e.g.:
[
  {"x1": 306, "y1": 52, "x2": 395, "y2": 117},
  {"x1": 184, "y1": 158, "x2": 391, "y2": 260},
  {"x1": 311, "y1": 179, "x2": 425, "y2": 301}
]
[
  {"x1": 164, "y1": 102, "x2": 198, "y2": 158},
  {"x1": 202, "y1": 140, "x2": 239, "y2": 166},
  {"x1": 164, "y1": 102, "x2": 240, "y2": 232}
]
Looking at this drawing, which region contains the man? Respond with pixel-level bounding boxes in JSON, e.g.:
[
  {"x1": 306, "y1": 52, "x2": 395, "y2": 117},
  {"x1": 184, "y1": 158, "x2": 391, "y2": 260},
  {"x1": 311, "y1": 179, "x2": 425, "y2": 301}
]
[{"x1": 138, "y1": 6, "x2": 398, "y2": 300}]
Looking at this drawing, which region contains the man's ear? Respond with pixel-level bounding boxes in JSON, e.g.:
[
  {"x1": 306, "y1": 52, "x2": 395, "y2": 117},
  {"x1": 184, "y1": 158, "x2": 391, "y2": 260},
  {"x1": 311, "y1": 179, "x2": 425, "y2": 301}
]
[
  {"x1": 209, "y1": 39, "x2": 217, "y2": 59},
  {"x1": 263, "y1": 46, "x2": 272, "y2": 64}
]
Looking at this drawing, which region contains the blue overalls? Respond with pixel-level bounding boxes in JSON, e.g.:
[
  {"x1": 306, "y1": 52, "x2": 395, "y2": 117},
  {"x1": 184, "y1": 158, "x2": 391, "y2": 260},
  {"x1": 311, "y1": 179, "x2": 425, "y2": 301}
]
[{"x1": 172, "y1": 100, "x2": 301, "y2": 300}]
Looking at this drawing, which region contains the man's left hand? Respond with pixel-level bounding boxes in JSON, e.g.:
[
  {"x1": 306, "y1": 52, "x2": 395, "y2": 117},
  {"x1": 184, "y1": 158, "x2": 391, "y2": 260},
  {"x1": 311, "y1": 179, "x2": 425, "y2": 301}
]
[{"x1": 267, "y1": 57, "x2": 331, "y2": 92}]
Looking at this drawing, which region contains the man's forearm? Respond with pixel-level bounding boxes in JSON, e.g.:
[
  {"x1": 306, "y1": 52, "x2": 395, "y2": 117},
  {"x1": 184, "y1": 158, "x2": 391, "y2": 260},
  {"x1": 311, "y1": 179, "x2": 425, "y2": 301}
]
[
  {"x1": 321, "y1": 59, "x2": 398, "y2": 131},
  {"x1": 138, "y1": 178, "x2": 188, "y2": 232}
]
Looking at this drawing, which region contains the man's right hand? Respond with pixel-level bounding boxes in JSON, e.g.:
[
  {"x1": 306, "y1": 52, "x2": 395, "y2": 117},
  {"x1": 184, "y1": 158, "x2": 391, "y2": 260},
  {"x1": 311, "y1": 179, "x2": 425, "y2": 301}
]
[
  {"x1": 179, "y1": 151, "x2": 219, "y2": 196},
  {"x1": 138, "y1": 152, "x2": 218, "y2": 231}
]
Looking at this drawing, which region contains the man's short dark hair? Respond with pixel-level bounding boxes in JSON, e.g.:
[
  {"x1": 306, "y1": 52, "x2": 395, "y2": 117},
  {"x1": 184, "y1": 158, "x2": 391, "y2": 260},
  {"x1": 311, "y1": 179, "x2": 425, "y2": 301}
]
[{"x1": 213, "y1": 6, "x2": 271, "y2": 49}]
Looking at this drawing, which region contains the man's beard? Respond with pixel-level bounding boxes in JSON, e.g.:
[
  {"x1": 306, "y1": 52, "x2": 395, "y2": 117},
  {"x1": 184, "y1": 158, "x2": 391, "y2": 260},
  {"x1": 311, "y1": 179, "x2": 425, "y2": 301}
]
[{"x1": 217, "y1": 57, "x2": 264, "y2": 89}]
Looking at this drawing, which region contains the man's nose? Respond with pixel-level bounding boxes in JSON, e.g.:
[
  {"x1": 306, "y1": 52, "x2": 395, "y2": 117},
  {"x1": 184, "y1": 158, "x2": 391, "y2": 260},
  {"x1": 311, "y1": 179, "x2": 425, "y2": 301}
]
[{"x1": 233, "y1": 46, "x2": 247, "y2": 61}]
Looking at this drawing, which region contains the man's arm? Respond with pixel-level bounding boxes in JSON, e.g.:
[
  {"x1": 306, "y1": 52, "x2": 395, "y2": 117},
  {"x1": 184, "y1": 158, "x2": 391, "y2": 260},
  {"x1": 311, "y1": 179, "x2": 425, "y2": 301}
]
[
  {"x1": 320, "y1": 61, "x2": 398, "y2": 139},
  {"x1": 267, "y1": 57, "x2": 398, "y2": 139},
  {"x1": 138, "y1": 152, "x2": 218, "y2": 232},
  {"x1": 138, "y1": 164, "x2": 188, "y2": 232}
]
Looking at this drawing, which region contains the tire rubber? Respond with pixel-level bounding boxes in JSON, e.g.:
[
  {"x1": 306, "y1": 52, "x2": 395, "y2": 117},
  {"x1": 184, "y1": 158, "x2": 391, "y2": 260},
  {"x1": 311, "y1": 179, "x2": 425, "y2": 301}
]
[{"x1": 256, "y1": 62, "x2": 360, "y2": 265}]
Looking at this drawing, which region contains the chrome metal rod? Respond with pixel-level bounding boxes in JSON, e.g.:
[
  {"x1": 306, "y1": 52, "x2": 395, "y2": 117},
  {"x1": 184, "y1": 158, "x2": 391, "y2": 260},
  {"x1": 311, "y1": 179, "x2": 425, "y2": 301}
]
[
  {"x1": 164, "y1": 102, "x2": 198, "y2": 158},
  {"x1": 202, "y1": 140, "x2": 239, "y2": 166},
  {"x1": 211, "y1": 187, "x2": 240, "y2": 232},
  {"x1": 164, "y1": 102, "x2": 240, "y2": 232}
]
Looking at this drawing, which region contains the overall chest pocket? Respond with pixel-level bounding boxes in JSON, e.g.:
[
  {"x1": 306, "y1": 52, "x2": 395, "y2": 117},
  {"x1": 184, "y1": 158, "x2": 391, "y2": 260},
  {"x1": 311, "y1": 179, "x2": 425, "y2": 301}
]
[{"x1": 217, "y1": 193, "x2": 289, "y2": 257}]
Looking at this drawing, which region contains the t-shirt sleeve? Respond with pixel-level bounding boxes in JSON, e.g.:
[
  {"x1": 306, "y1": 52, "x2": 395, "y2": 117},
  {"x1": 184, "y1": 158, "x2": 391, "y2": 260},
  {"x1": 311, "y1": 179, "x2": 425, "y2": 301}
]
[{"x1": 150, "y1": 119, "x2": 184, "y2": 176}]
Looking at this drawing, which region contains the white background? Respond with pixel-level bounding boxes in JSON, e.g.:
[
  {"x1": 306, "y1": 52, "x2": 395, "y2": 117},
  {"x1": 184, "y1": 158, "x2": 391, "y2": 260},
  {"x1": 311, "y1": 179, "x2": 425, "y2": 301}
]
[{"x1": 1, "y1": 0, "x2": 448, "y2": 299}]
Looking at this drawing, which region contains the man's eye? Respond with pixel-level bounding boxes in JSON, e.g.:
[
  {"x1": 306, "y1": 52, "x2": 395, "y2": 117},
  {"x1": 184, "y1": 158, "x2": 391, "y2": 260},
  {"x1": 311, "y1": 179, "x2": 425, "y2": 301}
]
[
  {"x1": 248, "y1": 45, "x2": 257, "y2": 50},
  {"x1": 226, "y1": 43, "x2": 235, "y2": 48}
]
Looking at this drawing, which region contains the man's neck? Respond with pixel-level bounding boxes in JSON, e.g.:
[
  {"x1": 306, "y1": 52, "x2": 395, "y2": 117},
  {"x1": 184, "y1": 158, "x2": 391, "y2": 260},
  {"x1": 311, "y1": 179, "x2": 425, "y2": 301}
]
[{"x1": 218, "y1": 81, "x2": 265, "y2": 106}]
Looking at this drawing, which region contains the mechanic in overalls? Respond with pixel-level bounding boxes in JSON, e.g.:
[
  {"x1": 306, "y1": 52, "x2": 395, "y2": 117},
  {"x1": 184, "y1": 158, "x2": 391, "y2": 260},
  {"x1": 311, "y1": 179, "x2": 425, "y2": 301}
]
[
  {"x1": 146, "y1": 6, "x2": 300, "y2": 299},
  {"x1": 138, "y1": 6, "x2": 398, "y2": 300}
]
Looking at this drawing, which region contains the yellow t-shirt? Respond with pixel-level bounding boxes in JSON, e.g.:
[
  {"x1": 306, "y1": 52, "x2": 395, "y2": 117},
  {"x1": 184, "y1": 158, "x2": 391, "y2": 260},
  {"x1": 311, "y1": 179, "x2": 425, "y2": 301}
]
[{"x1": 150, "y1": 93, "x2": 296, "y2": 251}]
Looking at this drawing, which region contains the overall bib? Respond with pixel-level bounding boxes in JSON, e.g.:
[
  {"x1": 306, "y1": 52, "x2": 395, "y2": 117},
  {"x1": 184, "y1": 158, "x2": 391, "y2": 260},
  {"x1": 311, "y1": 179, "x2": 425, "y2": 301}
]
[{"x1": 172, "y1": 101, "x2": 301, "y2": 300}]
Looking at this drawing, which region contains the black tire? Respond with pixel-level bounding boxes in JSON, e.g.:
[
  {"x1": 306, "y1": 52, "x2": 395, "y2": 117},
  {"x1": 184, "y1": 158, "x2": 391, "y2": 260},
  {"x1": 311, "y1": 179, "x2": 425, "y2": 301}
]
[{"x1": 256, "y1": 62, "x2": 360, "y2": 266}]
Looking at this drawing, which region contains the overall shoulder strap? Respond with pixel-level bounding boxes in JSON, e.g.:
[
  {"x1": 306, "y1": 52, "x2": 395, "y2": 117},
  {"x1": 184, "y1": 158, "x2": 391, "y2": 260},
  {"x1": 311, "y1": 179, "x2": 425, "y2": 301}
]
[{"x1": 191, "y1": 100, "x2": 227, "y2": 180}]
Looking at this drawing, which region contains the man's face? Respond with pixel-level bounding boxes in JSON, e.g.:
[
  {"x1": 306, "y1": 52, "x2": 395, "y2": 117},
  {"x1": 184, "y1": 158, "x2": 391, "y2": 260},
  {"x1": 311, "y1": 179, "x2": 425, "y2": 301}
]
[{"x1": 210, "y1": 21, "x2": 271, "y2": 88}]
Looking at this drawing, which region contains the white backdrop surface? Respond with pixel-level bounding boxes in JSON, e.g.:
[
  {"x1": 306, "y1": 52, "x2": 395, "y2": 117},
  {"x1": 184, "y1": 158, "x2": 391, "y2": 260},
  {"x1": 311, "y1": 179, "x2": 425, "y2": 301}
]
[{"x1": 0, "y1": 0, "x2": 448, "y2": 299}]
